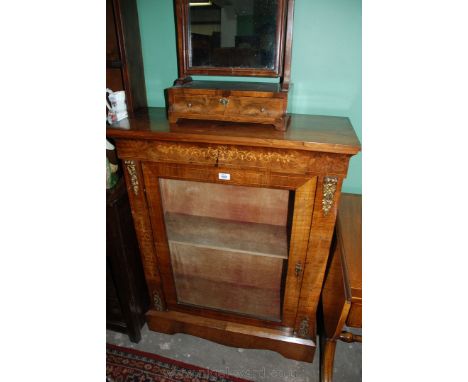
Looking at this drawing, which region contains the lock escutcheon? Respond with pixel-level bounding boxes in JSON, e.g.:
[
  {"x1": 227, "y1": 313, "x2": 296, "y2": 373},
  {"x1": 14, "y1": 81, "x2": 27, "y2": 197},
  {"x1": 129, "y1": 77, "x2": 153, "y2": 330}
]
[{"x1": 219, "y1": 97, "x2": 229, "y2": 106}]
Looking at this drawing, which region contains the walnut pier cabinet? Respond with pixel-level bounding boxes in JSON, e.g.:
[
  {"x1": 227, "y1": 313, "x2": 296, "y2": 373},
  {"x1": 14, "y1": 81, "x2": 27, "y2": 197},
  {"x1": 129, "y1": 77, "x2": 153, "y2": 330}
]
[{"x1": 107, "y1": 107, "x2": 360, "y2": 362}]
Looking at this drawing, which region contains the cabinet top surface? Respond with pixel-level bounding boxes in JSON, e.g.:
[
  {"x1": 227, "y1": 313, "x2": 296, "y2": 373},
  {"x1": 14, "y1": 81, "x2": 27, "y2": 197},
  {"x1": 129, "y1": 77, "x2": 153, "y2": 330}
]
[{"x1": 106, "y1": 107, "x2": 361, "y2": 155}]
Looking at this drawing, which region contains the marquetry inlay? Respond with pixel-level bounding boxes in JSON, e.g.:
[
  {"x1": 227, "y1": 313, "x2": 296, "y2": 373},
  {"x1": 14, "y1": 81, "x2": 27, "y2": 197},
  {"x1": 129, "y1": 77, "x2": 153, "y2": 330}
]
[
  {"x1": 132, "y1": 215, "x2": 158, "y2": 279},
  {"x1": 155, "y1": 143, "x2": 296, "y2": 165},
  {"x1": 157, "y1": 144, "x2": 219, "y2": 161},
  {"x1": 217, "y1": 145, "x2": 295, "y2": 164},
  {"x1": 124, "y1": 160, "x2": 139, "y2": 196}
]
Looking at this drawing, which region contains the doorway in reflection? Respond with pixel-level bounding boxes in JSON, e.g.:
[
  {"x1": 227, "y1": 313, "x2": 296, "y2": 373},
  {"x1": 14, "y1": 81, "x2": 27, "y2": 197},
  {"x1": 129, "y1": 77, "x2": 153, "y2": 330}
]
[{"x1": 189, "y1": 0, "x2": 278, "y2": 69}]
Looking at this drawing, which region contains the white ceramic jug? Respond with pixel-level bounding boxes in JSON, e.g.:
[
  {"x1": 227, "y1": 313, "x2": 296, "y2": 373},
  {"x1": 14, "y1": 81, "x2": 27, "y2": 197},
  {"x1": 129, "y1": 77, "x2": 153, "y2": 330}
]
[{"x1": 106, "y1": 88, "x2": 128, "y2": 123}]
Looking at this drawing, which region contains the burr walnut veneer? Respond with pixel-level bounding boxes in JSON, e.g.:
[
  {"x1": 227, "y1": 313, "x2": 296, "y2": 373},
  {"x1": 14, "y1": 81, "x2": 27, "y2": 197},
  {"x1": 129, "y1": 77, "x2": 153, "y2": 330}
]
[
  {"x1": 167, "y1": 81, "x2": 290, "y2": 131},
  {"x1": 106, "y1": 107, "x2": 360, "y2": 362}
]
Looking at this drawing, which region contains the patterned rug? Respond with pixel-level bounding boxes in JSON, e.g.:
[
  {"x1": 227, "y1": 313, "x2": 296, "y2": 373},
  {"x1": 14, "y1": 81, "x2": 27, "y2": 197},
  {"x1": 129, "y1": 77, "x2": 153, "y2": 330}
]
[{"x1": 106, "y1": 343, "x2": 252, "y2": 382}]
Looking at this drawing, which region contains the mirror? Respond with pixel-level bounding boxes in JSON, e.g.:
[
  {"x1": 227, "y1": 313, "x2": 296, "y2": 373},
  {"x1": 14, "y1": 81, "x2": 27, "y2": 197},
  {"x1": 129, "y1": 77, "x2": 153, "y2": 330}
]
[{"x1": 188, "y1": 0, "x2": 280, "y2": 71}]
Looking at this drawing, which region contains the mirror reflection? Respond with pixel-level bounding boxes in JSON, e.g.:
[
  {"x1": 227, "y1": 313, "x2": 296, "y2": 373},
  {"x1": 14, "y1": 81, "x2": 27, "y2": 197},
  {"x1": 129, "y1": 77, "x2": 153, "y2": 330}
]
[{"x1": 189, "y1": 0, "x2": 278, "y2": 69}]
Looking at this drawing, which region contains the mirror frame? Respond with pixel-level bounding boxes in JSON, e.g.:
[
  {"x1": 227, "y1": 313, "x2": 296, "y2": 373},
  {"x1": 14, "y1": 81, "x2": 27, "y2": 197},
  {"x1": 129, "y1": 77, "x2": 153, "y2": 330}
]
[{"x1": 174, "y1": 0, "x2": 291, "y2": 79}]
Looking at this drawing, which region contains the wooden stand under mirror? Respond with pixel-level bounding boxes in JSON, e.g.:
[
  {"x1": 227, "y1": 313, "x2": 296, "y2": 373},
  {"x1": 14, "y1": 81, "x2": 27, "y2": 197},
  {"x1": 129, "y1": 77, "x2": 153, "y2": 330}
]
[{"x1": 167, "y1": 0, "x2": 295, "y2": 131}]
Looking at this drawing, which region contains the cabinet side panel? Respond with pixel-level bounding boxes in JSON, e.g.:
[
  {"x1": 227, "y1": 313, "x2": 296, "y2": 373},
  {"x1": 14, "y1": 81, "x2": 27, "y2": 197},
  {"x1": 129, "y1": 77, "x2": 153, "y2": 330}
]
[
  {"x1": 321, "y1": 239, "x2": 351, "y2": 340},
  {"x1": 294, "y1": 176, "x2": 344, "y2": 339}
]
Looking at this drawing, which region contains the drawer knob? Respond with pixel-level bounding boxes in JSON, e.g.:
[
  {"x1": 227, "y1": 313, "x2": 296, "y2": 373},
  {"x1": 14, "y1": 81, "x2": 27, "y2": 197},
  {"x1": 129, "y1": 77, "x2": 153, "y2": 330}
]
[
  {"x1": 219, "y1": 98, "x2": 229, "y2": 106},
  {"x1": 261, "y1": 107, "x2": 266, "y2": 112},
  {"x1": 187, "y1": 103, "x2": 192, "y2": 108}
]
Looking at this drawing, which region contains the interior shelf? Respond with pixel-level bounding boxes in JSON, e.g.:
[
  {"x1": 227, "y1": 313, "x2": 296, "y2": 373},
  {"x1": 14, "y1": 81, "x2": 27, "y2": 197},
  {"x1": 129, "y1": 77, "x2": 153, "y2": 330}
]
[
  {"x1": 164, "y1": 212, "x2": 288, "y2": 259},
  {"x1": 169, "y1": 240, "x2": 284, "y2": 321}
]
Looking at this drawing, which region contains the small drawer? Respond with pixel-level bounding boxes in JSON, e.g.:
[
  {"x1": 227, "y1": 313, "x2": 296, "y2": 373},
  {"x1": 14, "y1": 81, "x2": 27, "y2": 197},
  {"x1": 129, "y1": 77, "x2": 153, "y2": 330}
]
[
  {"x1": 172, "y1": 95, "x2": 225, "y2": 115},
  {"x1": 225, "y1": 96, "x2": 284, "y2": 118}
]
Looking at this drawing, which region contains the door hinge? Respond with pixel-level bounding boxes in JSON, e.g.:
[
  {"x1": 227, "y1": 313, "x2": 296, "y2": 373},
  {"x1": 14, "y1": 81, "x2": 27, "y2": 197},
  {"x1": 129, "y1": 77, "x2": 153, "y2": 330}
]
[
  {"x1": 297, "y1": 317, "x2": 310, "y2": 338},
  {"x1": 295, "y1": 262, "x2": 302, "y2": 277},
  {"x1": 153, "y1": 291, "x2": 164, "y2": 311}
]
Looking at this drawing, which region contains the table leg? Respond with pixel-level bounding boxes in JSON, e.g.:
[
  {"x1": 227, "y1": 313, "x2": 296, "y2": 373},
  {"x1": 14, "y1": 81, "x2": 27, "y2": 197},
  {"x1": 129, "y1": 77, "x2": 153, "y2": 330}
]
[{"x1": 320, "y1": 336, "x2": 337, "y2": 382}]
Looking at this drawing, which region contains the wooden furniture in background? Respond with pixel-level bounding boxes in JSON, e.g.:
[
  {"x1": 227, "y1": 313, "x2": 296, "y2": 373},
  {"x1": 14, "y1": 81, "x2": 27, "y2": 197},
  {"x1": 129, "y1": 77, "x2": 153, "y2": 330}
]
[
  {"x1": 167, "y1": 0, "x2": 295, "y2": 131},
  {"x1": 107, "y1": 178, "x2": 149, "y2": 342},
  {"x1": 106, "y1": 0, "x2": 149, "y2": 342},
  {"x1": 319, "y1": 193, "x2": 362, "y2": 381},
  {"x1": 106, "y1": 0, "x2": 147, "y2": 113},
  {"x1": 107, "y1": 107, "x2": 360, "y2": 362}
]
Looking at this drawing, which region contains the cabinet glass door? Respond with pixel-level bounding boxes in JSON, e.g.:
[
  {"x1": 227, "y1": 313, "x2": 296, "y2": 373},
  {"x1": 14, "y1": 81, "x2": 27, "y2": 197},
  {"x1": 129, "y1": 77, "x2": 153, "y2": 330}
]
[{"x1": 159, "y1": 178, "x2": 292, "y2": 321}]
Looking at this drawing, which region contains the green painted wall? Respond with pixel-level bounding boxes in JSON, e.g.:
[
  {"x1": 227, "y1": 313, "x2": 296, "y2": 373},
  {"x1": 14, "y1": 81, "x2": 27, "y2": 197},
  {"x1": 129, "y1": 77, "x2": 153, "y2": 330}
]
[
  {"x1": 136, "y1": 0, "x2": 178, "y2": 107},
  {"x1": 136, "y1": 0, "x2": 361, "y2": 193},
  {"x1": 289, "y1": 0, "x2": 361, "y2": 194}
]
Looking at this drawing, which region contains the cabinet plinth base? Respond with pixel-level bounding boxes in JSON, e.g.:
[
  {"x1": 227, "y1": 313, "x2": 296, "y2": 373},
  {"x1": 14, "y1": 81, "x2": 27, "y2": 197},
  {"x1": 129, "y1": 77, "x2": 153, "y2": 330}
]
[{"x1": 146, "y1": 309, "x2": 316, "y2": 363}]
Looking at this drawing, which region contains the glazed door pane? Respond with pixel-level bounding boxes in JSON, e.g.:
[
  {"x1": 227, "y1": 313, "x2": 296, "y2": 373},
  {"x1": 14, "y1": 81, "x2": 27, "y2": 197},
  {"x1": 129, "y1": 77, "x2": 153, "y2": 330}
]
[{"x1": 159, "y1": 179, "x2": 291, "y2": 321}]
